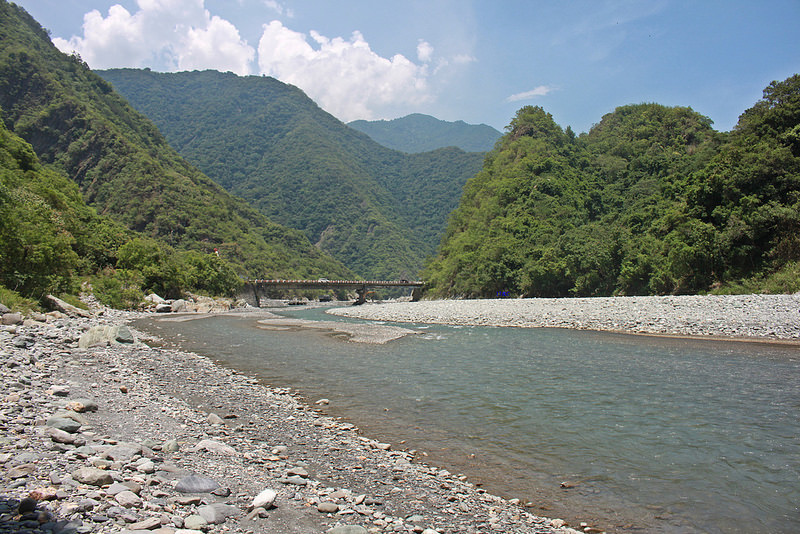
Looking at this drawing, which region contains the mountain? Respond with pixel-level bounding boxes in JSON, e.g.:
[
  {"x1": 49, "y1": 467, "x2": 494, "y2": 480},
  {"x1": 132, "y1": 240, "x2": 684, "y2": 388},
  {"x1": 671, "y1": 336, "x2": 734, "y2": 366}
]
[
  {"x1": 0, "y1": 1, "x2": 351, "y2": 284},
  {"x1": 348, "y1": 113, "x2": 502, "y2": 153},
  {"x1": 424, "y1": 80, "x2": 800, "y2": 297},
  {"x1": 97, "y1": 69, "x2": 485, "y2": 279}
]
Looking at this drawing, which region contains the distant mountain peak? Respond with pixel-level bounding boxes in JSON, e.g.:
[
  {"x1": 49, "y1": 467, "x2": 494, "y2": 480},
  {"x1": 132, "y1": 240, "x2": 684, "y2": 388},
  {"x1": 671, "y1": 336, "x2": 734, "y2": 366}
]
[{"x1": 348, "y1": 113, "x2": 501, "y2": 153}]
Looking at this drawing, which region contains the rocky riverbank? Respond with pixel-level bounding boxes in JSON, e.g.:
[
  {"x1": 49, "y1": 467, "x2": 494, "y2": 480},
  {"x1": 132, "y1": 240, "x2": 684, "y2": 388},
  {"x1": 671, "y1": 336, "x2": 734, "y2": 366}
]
[
  {"x1": 0, "y1": 302, "x2": 580, "y2": 534},
  {"x1": 328, "y1": 294, "x2": 800, "y2": 341}
]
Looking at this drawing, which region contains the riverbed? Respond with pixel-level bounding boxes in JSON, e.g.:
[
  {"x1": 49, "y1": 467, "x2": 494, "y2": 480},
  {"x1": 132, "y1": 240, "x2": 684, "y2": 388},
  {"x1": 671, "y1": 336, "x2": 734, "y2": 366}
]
[{"x1": 138, "y1": 299, "x2": 800, "y2": 533}]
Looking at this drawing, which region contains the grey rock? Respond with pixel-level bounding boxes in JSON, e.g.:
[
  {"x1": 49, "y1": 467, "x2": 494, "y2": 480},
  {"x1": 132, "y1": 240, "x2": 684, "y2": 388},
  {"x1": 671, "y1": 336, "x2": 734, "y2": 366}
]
[
  {"x1": 155, "y1": 303, "x2": 172, "y2": 313},
  {"x1": 174, "y1": 475, "x2": 220, "y2": 493},
  {"x1": 171, "y1": 299, "x2": 188, "y2": 312},
  {"x1": 114, "y1": 490, "x2": 142, "y2": 508},
  {"x1": 45, "y1": 295, "x2": 91, "y2": 318},
  {"x1": 183, "y1": 514, "x2": 208, "y2": 530},
  {"x1": 47, "y1": 427, "x2": 79, "y2": 444},
  {"x1": 73, "y1": 467, "x2": 114, "y2": 486},
  {"x1": 104, "y1": 443, "x2": 142, "y2": 462},
  {"x1": 197, "y1": 503, "x2": 240, "y2": 524},
  {"x1": 46, "y1": 417, "x2": 81, "y2": 433},
  {"x1": 161, "y1": 439, "x2": 179, "y2": 452},
  {"x1": 283, "y1": 475, "x2": 307, "y2": 486},
  {"x1": 193, "y1": 438, "x2": 236, "y2": 455},
  {"x1": 328, "y1": 526, "x2": 369, "y2": 534},
  {"x1": 317, "y1": 502, "x2": 339, "y2": 513},
  {"x1": 2, "y1": 312, "x2": 23, "y2": 325},
  {"x1": 115, "y1": 325, "x2": 135, "y2": 343},
  {"x1": 251, "y1": 488, "x2": 277, "y2": 509},
  {"x1": 207, "y1": 413, "x2": 225, "y2": 425},
  {"x1": 105, "y1": 483, "x2": 133, "y2": 496},
  {"x1": 65, "y1": 398, "x2": 98, "y2": 413},
  {"x1": 127, "y1": 516, "x2": 162, "y2": 530},
  {"x1": 0, "y1": 302, "x2": 10, "y2": 314}
]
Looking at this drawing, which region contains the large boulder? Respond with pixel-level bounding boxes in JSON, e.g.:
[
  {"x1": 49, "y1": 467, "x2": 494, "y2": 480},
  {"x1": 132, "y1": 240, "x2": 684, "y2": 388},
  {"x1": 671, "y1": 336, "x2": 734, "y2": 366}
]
[
  {"x1": 45, "y1": 295, "x2": 91, "y2": 318},
  {"x1": 78, "y1": 325, "x2": 137, "y2": 348}
]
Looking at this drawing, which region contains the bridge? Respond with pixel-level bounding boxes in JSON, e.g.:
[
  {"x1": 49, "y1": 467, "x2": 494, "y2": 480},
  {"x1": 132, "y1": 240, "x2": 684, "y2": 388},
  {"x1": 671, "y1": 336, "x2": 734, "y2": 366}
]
[{"x1": 244, "y1": 279, "x2": 425, "y2": 306}]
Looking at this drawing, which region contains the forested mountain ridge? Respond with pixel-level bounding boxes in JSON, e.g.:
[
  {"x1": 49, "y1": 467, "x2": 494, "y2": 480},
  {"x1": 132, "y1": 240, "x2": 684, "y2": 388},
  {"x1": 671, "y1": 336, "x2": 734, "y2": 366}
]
[
  {"x1": 0, "y1": 1, "x2": 351, "y2": 285},
  {"x1": 97, "y1": 69, "x2": 485, "y2": 279},
  {"x1": 424, "y1": 78, "x2": 800, "y2": 297},
  {"x1": 348, "y1": 113, "x2": 502, "y2": 153}
]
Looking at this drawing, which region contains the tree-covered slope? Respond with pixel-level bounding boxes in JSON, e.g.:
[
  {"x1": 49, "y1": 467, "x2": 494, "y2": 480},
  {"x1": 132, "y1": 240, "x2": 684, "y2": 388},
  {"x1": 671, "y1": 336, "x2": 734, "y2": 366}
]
[
  {"x1": 0, "y1": 1, "x2": 350, "y2": 281},
  {"x1": 97, "y1": 69, "x2": 484, "y2": 279},
  {"x1": 348, "y1": 113, "x2": 502, "y2": 153},
  {"x1": 425, "y1": 79, "x2": 800, "y2": 297},
  {"x1": 0, "y1": 108, "x2": 130, "y2": 298}
]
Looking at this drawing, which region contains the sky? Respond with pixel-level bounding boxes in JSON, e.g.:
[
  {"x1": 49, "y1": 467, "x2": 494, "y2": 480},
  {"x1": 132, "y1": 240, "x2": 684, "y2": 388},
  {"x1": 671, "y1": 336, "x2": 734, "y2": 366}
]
[{"x1": 12, "y1": 0, "x2": 800, "y2": 133}]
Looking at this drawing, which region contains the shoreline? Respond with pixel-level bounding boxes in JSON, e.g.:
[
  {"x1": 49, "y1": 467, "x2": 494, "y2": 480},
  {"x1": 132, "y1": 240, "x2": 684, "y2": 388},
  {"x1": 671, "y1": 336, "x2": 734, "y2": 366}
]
[
  {"x1": 327, "y1": 294, "x2": 800, "y2": 343},
  {"x1": 0, "y1": 304, "x2": 579, "y2": 534}
]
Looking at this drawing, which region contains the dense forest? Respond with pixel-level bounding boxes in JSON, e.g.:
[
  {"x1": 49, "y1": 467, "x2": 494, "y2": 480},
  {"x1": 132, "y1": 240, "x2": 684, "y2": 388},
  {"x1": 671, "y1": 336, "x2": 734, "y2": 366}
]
[
  {"x1": 348, "y1": 113, "x2": 502, "y2": 153},
  {"x1": 97, "y1": 69, "x2": 485, "y2": 279},
  {"x1": 424, "y1": 76, "x2": 800, "y2": 297},
  {"x1": 0, "y1": 1, "x2": 350, "y2": 308}
]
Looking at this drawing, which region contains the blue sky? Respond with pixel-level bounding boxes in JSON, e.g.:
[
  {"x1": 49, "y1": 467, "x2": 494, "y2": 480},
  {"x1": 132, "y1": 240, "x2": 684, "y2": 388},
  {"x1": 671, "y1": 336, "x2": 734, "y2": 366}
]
[{"x1": 13, "y1": 0, "x2": 800, "y2": 133}]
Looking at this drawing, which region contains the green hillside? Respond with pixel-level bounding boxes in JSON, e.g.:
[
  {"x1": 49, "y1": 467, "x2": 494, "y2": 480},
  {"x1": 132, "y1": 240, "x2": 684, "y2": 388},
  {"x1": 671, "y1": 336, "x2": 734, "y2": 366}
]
[
  {"x1": 348, "y1": 113, "x2": 502, "y2": 153},
  {"x1": 97, "y1": 69, "x2": 484, "y2": 279},
  {"x1": 425, "y1": 77, "x2": 800, "y2": 297},
  {"x1": 0, "y1": 1, "x2": 350, "y2": 285}
]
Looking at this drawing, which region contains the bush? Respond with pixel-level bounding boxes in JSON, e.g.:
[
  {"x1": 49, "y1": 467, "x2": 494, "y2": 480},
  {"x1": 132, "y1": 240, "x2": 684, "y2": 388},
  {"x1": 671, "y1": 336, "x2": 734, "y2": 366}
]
[
  {"x1": 0, "y1": 284, "x2": 39, "y2": 313},
  {"x1": 92, "y1": 268, "x2": 145, "y2": 309}
]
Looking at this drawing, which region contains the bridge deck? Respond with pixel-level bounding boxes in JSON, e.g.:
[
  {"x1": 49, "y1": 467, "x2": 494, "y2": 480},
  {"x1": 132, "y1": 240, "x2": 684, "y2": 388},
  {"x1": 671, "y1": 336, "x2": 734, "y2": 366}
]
[{"x1": 248, "y1": 279, "x2": 424, "y2": 289}]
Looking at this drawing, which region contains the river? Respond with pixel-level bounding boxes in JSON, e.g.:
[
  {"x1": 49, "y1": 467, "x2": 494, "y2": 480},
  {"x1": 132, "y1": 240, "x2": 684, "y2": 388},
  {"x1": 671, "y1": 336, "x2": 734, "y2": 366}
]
[{"x1": 135, "y1": 305, "x2": 800, "y2": 533}]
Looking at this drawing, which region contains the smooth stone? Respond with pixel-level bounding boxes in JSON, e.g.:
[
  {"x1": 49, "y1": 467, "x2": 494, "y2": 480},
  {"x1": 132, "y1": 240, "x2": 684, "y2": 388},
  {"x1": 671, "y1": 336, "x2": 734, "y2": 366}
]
[
  {"x1": 49, "y1": 385, "x2": 71, "y2": 397},
  {"x1": 207, "y1": 413, "x2": 225, "y2": 425},
  {"x1": 65, "y1": 398, "x2": 98, "y2": 413},
  {"x1": 286, "y1": 467, "x2": 308, "y2": 478},
  {"x1": 193, "y1": 439, "x2": 236, "y2": 455},
  {"x1": 317, "y1": 502, "x2": 339, "y2": 514},
  {"x1": 196, "y1": 503, "x2": 240, "y2": 525},
  {"x1": 2, "y1": 312, "x2": 23, "y2": 325},
  {"x1": 174, "y1": 475, "x2": 220, "y2": 493},
  {"x1": 182, "y1": 515, "x2": 208, "y2": 530},
  {"x1": 46, "y1": 416, "x2": 81, "y2": 433},
  {"x1": 251, "y1": 488, "x2": 277, "y2": 509},
  {"x1": 104, "y1": 443, "x2": 142, "y2": 462},
  {"x1": 73, "y1": 467, "x2": 114, "y2": 486},
  {"x1": 0, "y1": 303, "x2": 10, "y2": 314},
  {"x1": 115, "y1": 490, "x2": 142, "y2": 508},
  {"x1": 45, "y1": 295, "x2": 91, "y2": 317},
  {"x1": 162, "y1": 439, "x2": 179, "y2": 453},
  {"x1": 115, "y1": 325, "x2": 135, "y2": 344},
  {"x1": 136, "y1": 460, "x2": 156, "y2": 474},
  {"x1": 105, "y1": 483, "x2": 133, "y2": 496},
  {"x1": 9, "y1": 463, "x2": 37, "y2": 478},
  {"x1": 47, "y1": 427, "x2": 78, "y2": 444},
  {"x1": 328, "y1": 526, "x2": 369, "y2": 534},
  {"x1": 283, "y1": 476, "x2": 307, "y2": 486},
  {"x1": 155, "y1": 303, "x2": 172, "y2": 313},
  {"x1": 127, "y1": 516, "x2": 162, "y2": 530}
]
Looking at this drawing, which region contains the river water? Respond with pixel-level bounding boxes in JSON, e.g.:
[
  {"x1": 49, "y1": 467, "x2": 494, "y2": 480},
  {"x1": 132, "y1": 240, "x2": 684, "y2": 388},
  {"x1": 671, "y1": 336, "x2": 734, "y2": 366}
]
[{"x1": 136, "y1": 306, "x2": 800, "y2": 533}]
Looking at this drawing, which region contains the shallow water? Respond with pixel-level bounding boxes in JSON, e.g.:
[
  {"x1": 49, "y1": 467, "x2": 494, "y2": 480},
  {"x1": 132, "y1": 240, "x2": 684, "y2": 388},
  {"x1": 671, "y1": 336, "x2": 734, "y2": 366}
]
[{"x1": 137, "y1": 307, "x2": 800, "y2": 533}]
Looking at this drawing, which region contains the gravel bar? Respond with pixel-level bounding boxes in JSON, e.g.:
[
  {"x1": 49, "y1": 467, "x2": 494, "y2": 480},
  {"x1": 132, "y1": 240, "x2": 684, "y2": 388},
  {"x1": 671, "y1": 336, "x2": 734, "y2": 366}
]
[
  {"x1": 0, "y1": 302, "x2": 581, "y2": 534},
  {"x1": 328, "y1": 294, "x2": 800, "y2": 341}
]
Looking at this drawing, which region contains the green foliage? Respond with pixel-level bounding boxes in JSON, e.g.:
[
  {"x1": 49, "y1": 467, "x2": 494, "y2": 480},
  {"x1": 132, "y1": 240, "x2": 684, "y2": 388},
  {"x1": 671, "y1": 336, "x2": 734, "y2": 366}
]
[
  {"x1": 97, "y1": 69, "x2": 484, "y2": 279},
  {"x1": 348, "y1": 113, "x2": 501, "y2": 153},
  {"x1": 0, "y1": 284, "x2": 38, "y2": 313},
  {"x1": 426, "y1": 84, "x2": 800, "y2": 297},
  {"x1": 0, "y1": 1, "x2": 352, "y2": 286},
  {"x1": 91, "y1": 268, "x2": 145, "y2": 309}
]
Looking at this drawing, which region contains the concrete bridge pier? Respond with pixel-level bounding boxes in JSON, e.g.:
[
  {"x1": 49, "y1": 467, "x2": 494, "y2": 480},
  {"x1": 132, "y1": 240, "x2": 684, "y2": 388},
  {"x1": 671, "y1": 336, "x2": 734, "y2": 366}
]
[{"x1": 354, "y1": 286, "x2": 368, "y2": 305}]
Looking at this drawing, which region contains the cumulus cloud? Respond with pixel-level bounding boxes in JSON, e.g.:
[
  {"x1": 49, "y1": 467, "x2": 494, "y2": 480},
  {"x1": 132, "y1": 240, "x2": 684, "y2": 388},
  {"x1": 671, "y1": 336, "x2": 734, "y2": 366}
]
[
  {"x1": 417, "y1": 40, "x2": 434, "y2": 62},
  {"x1": 257, "y1": 21, "x2": 432, "y2": 122},
  {"x1": 52, "y1": 0, "x2": 254, "y2": 75},
  {"x1": 505, "y1": 85, "x2": 555, "y2": 102}
]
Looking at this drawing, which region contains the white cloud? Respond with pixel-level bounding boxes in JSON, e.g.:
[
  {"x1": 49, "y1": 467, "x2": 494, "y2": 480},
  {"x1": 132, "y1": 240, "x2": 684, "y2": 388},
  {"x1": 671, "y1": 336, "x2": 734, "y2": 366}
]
[
  {"x1": 257, "y1": 21, "x2": 432, "y2": 122},
  {"x1": 263, "y1": 0, "x2": 294, "y2": 18},
  {"x1": 417, "y1": 40, "x2": 433, "y2": 62},
  {"x1": 52, "y1": 0, "x2": 254, "y2": 75},
  {"x1": 505, "y1": 85, "x2": 555, "y2": 102}
]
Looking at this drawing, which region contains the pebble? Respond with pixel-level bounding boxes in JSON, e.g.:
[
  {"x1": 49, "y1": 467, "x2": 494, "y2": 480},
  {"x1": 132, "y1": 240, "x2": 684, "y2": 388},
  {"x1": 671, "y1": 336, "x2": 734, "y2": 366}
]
[{"x1": 0, "y1": 301, "x2": 566, "y2": 534}]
